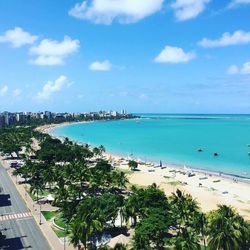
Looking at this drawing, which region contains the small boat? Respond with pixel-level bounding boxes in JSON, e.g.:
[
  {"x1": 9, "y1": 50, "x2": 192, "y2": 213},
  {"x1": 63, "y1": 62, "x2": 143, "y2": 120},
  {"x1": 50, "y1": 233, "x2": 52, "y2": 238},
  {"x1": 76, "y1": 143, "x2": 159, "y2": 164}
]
[
  {"x1": 214, "y1": 152, "x2": 219, "y2": 156},
  {"x1": 197, "y1": 148, "x2": 203, "y2": 152},
  {"x1": 248, "y1": 152, "x2": 250, "y2": 156},
  {"x1": 248, "y1": 144, "x2": 250, "y2": 147}
]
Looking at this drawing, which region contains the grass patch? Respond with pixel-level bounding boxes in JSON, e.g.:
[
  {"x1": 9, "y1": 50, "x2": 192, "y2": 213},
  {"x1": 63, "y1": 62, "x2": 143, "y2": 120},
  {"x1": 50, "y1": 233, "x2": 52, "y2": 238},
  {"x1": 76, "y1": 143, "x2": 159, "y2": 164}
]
[
  {"x1": 116, "y1": 168, "x2": 133, "y2": 175},
  {"x1": 27, "y1": 190, "x2": 38, "y2": 201},
  {"x1": 26, "y1": 187, "x2": 52, "y2": 201},
  {"x1": 167, "y1": 181, "x2": 182, "y2": 186},
  {"x1": 127, "y1": 183, "x2": 145, "y2": 190},
  {"x1": 53, "y1": 228, "x2": 66, "y2": 238},
  {"x1": 54, "y1": 214, "x2": 66, "y2": 229},
  {"x1": 42, "y1": 211, "x2": 57, "y2": 221}
]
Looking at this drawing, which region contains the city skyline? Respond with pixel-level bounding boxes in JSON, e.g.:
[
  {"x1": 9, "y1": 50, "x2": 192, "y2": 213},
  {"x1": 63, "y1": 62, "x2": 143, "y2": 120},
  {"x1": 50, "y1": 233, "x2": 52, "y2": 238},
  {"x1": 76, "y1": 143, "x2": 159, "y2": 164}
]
[{"x1": 0, "y1": 0, "x2": 250, "y2": 113}]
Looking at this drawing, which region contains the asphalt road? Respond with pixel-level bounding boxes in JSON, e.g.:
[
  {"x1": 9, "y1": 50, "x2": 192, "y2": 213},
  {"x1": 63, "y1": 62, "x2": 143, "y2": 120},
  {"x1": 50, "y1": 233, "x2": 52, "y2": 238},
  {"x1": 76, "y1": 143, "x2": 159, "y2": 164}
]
[{"x1": 0, "y1": 164, "x2": 51, "y2": 250}]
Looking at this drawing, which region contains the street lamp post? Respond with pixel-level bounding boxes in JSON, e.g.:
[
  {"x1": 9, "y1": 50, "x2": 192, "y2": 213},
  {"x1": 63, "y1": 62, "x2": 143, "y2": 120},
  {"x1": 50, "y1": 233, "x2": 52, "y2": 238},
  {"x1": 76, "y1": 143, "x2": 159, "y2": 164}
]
[
  {"x1": 39, "y1": 203, "x2": 42, "y2": 225},
  {"x1": 25, "y1": 184, "x2": 27, "y2": 201},
  {"x1": 64, "y1": 220, "x2": 68, "y2": 250}
]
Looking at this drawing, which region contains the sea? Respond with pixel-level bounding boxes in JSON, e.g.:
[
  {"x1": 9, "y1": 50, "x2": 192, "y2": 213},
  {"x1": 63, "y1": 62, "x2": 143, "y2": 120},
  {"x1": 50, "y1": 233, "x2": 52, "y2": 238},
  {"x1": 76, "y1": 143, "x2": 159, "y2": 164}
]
[{"x1": 50, "y1": 114, "x2": 250, "y2": 178}]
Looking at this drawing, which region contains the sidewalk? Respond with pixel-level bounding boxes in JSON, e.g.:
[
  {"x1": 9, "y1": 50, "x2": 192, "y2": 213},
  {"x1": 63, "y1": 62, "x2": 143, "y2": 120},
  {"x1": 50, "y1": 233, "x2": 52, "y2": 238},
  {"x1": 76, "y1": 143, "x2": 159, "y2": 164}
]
[{"x1": 0, "y1": 157, "x2": 75, "y2": 250}]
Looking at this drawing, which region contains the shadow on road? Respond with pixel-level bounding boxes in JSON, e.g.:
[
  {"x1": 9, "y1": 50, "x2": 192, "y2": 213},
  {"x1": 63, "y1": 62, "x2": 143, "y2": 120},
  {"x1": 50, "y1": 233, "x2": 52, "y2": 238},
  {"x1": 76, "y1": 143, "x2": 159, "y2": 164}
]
[
  {"x1": 0, "y1": 194, "x2": 11, "y2": 207},
  {"x1": 0, "y1": 236, "x2": 28, "y2": 250}
]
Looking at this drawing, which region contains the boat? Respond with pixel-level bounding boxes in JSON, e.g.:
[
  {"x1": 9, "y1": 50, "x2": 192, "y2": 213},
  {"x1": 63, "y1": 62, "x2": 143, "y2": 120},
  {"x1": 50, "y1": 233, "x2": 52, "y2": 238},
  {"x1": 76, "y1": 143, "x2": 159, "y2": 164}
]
[
  {"x1": 214, "y1": 152, "x2": 219, "y2": 156},
  {"x1": 197, "y1": 148, "x2": 203, "y2": 152}
]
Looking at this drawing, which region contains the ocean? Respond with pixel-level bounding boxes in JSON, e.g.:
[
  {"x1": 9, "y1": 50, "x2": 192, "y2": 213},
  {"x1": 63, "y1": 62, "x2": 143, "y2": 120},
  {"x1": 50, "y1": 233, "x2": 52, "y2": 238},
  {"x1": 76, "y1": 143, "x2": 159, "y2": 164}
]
[{"x1": 51, "y1": 114, "x2": 250, "y2": 178}]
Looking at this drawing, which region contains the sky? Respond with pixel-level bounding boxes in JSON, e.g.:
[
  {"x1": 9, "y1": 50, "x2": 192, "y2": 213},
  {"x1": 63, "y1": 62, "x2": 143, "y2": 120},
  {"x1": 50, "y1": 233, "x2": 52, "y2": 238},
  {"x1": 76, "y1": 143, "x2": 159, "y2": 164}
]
[{"x1": 0, "y1": 0, "x2": 250, "y2": 114}]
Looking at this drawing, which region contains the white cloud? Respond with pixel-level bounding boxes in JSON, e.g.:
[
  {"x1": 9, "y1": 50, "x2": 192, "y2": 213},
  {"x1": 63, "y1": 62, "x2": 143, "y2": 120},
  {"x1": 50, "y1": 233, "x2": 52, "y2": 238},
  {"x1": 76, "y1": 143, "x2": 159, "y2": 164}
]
[
  {"x1": 89, "y1": 60, "x2": 112, "y2": 71},
  {"x1": 139, "y1": 93, "x2": 147, "y2": 99},
  {"x1": 228, "y1": 0, "x2": 250, "y2": 8},
  {"x1": 227, "y1": 65, "x2": 239, "y2": 75},
  {"x1": 154, "y1": 46, "x2": 196, "y2": 64},
  {"x1": 0, "y1": 27, "x2": 37, "y2": 48},
  {"x1": 13, "y1": 89, "x2": 22, "y2": 97},
  {"x1": 0, "y1": 85, "x2": 8, "y2": 96},
  {"x1": 69, "y1": 0, "x2": 164, "y2": 24},
  {"x1": 13, "y1": 88, "x2": 21, "y2": 97},
  {"x1": 199, "y1": 30, "x2": 250, "y2": 48},
  {"x1": 241, "y1": 62, "x2": 250, "y2": 74},
  {"x1": 36, "y1": 75, "x2": 68, "y2": 100},
  {"x1": 227, "y1": 61, "x2": 250, "y2": 75},
  {"x1": 29, "y1": 36, "x2": 80, "y2": 66},
  {"x1": 171, "y1": 0, "x2": 210, "y2": 21}
]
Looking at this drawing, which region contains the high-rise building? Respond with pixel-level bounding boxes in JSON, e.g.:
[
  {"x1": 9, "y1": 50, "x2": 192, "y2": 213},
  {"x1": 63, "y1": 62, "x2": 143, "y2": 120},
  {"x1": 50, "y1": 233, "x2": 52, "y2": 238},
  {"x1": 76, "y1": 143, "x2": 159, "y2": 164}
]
[
  {"x1": 45, "y1": 111, "x2": 52, "y2": 119},
  {"x1": 0, "y1": 115, "x2": 5, "y2": 128}
]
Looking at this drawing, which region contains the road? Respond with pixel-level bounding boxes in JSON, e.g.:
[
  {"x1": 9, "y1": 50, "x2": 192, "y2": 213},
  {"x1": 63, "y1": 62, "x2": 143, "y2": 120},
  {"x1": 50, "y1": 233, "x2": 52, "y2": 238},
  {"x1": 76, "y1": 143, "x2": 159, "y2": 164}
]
[{"x1": 0, "y1": 164, "x2": 51, "y2": 250}]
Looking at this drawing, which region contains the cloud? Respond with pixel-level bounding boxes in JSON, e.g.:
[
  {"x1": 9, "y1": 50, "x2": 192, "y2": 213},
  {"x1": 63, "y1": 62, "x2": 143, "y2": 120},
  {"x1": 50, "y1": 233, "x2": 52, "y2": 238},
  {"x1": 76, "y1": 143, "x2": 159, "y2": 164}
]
[
  {"x1": 0, "y1": 85, "x2": 8, "y2": 96},
  {"x1": 139, "y1": 93, "x2": 147, "y2": 99},
  {"x1": 154, "y1": 46, "x2": 196, "y2": 63},
  {"x1": 13, "y1": 89, "x2": 21, "y2": 97},
  {"x1": 228, "y1": 0, "x2": 250, "y2": 8},
  {"x1": 77, "y1": 94, "x2": 84, "y2": 99},
  {"x1": 227, "y1": 61, "x2": 250, "y2": 75},
  {"x1": 69, "y1": 0, "x2": 164, "y2": 24},
  {"x1": 89, "y1": 60, "x2": 112, "y2": 71},
  {"x1": 171, "y1": 0, "x2": 210, "y2": 21},
  {"x1": 36, "y1": 75, "x2": 68, "y2": 100},
  {"x1": 227, "y1": 65, "x2": 239, "y2": 75},
  {"x1": 29, "y1": 36, "x2": 80, "y2": 66},
  {"x1": 0, "y1": 27, "x2": 38, "y2": 48},
  {"x1": 199, "y1": 30, "x2": 250, "y2": 48}
]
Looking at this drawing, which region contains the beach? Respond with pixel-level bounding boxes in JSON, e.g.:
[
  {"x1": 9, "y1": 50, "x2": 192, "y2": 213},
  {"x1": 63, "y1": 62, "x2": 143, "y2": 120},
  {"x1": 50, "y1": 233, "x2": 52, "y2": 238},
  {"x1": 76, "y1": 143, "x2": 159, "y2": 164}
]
[{"x1": 37, "y1": 122, "x2": 250, "y2": 219}]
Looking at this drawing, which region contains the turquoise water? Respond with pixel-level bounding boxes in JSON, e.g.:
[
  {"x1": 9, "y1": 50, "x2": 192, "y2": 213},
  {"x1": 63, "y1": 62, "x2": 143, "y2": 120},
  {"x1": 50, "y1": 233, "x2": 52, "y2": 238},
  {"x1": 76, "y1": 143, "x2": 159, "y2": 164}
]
[{"x1": 51, "y1": 114, "x2": 250, "y2": 177}]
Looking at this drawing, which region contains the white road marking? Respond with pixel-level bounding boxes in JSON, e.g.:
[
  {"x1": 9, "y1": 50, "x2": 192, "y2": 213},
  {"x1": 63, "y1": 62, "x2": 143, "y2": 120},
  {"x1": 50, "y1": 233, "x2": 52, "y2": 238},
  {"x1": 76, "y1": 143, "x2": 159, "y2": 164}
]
[{"x1": 0, "y1": 212, "x2": 32, "y2": 222}]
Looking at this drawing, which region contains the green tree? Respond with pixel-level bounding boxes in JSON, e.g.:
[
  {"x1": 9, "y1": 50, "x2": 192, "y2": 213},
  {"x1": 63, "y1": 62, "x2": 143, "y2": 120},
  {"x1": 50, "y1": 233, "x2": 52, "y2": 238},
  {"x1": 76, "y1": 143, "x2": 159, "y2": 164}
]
[
  {"x1": 207, "y1": 205, "x2": 249, "y2": 250},
  {"x1": 30, "y1": 178, "x2": 45, "y2": 201},
  {"x1": 133, "y1": 208, "x2": 171, "y2": 250},
  {"x1": 169, "y1": 189, "x2": 202, "y2": 249},
  {"x1": 128, "y1": 160, "x2": 138, "y2": 171},
  {"x1": 69, "y1": 217, "x2": 83, "y2": 250}
]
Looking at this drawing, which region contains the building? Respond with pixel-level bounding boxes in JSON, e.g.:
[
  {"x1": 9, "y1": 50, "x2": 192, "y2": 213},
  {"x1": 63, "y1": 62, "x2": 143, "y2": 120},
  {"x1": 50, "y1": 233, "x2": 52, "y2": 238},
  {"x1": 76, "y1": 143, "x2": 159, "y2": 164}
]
[
  {"x1": 0, "y1": 114, "x2": 5, "y2": 128},
  {"x1": 111, "y1": 111, "x2": 118, "y2": 117},
  {"x1": 16, "y1": 113, "x2": 25, "y2": 122},
  {"x1": 44, "y1": 111, "x2": 52, "y2": 119}
]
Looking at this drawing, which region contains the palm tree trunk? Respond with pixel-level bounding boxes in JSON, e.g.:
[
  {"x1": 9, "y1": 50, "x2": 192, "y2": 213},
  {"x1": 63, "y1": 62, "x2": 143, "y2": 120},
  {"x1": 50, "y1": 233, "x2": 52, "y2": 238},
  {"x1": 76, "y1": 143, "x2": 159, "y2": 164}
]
[{"x1": 203, "y1": 237, "x2": 207, "y2": 250}]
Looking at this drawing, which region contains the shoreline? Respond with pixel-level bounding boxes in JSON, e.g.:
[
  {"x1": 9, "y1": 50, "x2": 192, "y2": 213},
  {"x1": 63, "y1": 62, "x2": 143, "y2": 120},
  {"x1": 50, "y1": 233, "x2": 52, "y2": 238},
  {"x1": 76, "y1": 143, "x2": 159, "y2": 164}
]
[
  {"x1": 36, "y1": 122, "x2": 250, "y2": 219},
  {"x1": 37, "y1": 121, "x2": 250, "y2": 184}
]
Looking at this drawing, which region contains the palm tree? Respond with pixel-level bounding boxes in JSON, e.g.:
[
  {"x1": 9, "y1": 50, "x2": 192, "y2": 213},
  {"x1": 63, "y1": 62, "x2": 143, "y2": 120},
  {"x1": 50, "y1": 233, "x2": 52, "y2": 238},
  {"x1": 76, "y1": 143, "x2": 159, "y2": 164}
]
[
  {"x1": 41, "y1": 164, "x2": 55, "y2": 189},
  {"x1": 69, "y1": 217, "x2": 82, "y2": 250},
  {"x1": 109, "y1": 171, "x2": 128, "y2": 191},
  {"x1": 128, "y1": 160, "x2": 138, "y2": 171},
  {"x1": 30, "y1": 179, "x2": 45, "y2": 201},
  {"x1": 195, "y1": 213, "x2": 207, "y2": 249},
  {"x1": 207, "y1": 205, "x2": 245, "y2": 250},
  {"x1": 170, "y1": 189, "x2": 202, "y2": 249},
  {"x1": 99, "y1": 145, "x2": 106, "y2": 155},
  {"x1": 112, "y1": 243, "x2": 128, "y2": 250}
]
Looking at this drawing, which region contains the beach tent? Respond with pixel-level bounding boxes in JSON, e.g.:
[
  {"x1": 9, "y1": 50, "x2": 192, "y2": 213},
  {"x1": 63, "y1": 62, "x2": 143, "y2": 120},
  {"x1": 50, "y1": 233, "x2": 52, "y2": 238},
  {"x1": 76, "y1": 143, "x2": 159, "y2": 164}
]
[
  {"x1": 107, "y1": 234, "x2": 130, "y2": 248},
  {"x1": 47, "y1": 194, "x2": 55, "y2": 202}
]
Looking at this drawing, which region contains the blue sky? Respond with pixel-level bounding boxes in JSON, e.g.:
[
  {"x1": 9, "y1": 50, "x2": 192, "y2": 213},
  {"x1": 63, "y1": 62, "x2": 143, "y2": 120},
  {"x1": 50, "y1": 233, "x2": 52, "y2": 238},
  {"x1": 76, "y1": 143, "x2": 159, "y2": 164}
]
[{"x1": 0, "y1": 0, "x2": 250, "y2": 113}]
